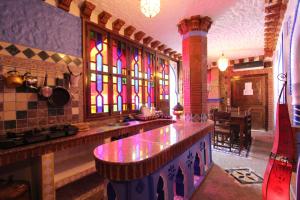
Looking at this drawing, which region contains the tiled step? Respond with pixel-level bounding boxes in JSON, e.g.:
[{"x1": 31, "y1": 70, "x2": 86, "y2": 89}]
[{"x1": 56, "y1": 172, "x2": 105, "y2": 200}]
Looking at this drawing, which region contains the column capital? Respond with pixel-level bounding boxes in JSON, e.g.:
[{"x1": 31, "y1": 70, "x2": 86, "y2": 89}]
[{"x1": 177, "y1": 15, "x2": 212, "y2": 35}]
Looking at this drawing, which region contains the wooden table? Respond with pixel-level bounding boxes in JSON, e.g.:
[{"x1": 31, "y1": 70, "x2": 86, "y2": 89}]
[{"x1": 231, "y1": 112, "x2": 248, "y2": 154}]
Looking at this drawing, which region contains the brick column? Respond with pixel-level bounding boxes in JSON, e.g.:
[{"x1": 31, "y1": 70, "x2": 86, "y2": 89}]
[{"x1": 177, "y1": 16, "x2": 212, "y2": 121}]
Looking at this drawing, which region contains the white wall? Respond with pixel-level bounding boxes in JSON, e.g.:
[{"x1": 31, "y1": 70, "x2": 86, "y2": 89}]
[{"x1": 273, "y1": 0, "x2": 300, "y2": 126}]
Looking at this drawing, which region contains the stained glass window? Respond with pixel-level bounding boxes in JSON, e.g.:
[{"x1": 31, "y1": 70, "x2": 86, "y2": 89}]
[
  {"x1": 86, "y1": 25, "x2": 167, "y2": 118},
  {"x1": 89, "y1": 31, "x2": 109, "y2": 114},
  {"x1": 112, "y1": 40, "x2": 128, "y2": 112},
  {"x1": 131, "y1": 47, "x2": 143, "y2": 110},
  {"x1": 144, "y1": 52, "x2": 155, "y2": 108},
  {"x1": 158, "y1": 58, "x2": 169, "y2": 100}
]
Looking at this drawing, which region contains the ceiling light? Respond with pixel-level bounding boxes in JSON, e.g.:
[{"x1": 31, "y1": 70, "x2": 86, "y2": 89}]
[
  {"x1": 218, "y1": 53, "x2": 229, "y2": 72},
  {"x1": 140, "y1": 0, "x2": 160, "y2": 18}
]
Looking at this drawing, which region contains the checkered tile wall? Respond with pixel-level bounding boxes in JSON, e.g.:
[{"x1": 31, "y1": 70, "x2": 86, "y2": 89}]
[
  {"x1": 0, "y1": 41, "x2": 82, "y2": 66},
  {"x1": 0, "y1": 41, "x2": 83, "y2": 135}
]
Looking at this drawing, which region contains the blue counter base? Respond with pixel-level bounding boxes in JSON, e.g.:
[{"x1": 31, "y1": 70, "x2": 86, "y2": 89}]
[{"x1": 105, "y1": 133, "x2": 213, "y2": 200}]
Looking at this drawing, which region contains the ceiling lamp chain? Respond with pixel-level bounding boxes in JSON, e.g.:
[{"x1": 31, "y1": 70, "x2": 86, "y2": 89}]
[
  {"x1": 140, "y1": 0, "x2": 160, "y2": 18},
  {"x1": 217, "y1": 53, "x2": 229, "y2": 71}
]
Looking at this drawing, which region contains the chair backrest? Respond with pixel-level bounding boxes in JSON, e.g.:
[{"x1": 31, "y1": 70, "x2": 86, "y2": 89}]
[
  {"x1": 229, "y1": 107, "x2": 239, "y2": 113},
  {"x1": 209, "y1": 108, "x2": 218, "y2": 120},
  {"x1": 213, "y1": 111, "x2": 231, "y2": 123}
]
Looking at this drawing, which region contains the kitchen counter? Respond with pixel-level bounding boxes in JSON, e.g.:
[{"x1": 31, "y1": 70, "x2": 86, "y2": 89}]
[
  {"x1": 0, "y1": 119, "x2": 174, "y2": 167},
  {"x1": 94, "y1": 120, "x2": 213, "y2": 180},
  {"x1": 93, "y1": 120, "x2": 214, "y2": 199}
]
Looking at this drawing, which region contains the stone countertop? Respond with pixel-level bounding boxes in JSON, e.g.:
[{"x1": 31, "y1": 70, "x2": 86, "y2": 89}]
[
  {"x1": 94, "y1": 120, "x2": 214, "y2": 181},
  {"x1": 0, "y1": 119, "x2": 174, "y2": 167}
]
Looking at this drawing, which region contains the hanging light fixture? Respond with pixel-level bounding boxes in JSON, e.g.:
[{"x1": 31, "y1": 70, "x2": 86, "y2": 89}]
[
  {"x1": 217, "y1": 53, "x2": 229, "y2": 72},
  {"x1": 140, "y1": 0, "x2": 160, "y2": 18}
]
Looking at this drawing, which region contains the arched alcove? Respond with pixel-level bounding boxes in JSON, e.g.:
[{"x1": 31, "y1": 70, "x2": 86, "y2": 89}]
[
  {"x1": 174, "y1": 167, "x2": 184, "y2": 199},
  {"x1": 203, "y1": 142, "x2": 207, "y2": 166},
  {"x1": 157, "y1": 176, "x2": 165, "y2": 200},
  {"x1": 193, "y1": 153, "x2": 203, "y2": 187},
  {"x1": 194, "y1": 153, "x2": 200, "y2": 176},
  {"x1": 107, "y1": 182, "x2": 116, "y2": 200}
]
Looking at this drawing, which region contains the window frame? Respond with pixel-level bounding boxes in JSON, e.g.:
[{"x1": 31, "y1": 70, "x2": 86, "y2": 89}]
[{"x1": 84, "y1": 22, "x2": 173, "y2": 120}]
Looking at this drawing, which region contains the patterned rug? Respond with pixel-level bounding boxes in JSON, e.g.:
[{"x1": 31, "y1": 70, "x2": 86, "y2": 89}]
[{"x1": 225, "y1": 168, "x2": 263, "y2": 184}]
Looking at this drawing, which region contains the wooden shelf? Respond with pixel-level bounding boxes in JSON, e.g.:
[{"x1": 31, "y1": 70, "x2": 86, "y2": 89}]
[
  {"x1": 56, "y1": 172, "x2": 105, "y2": 200},
  {"x1": 54, "y1": 146, "x2": 96, "y2": 189}
]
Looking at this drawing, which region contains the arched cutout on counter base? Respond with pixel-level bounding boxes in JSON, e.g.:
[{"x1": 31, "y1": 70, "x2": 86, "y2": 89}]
[
  {"x1": 174, "y1": 167, "x2": 184, "y2": 199},
  {"x1": 157, "y1": 176, "x2": 165, "y2": 200},
  {"x1": 194, "y1": 153, "x2": 200, "y2": 176},
  {"x1": 107, "y1": 182, "x2": 116, "y2": 200}
]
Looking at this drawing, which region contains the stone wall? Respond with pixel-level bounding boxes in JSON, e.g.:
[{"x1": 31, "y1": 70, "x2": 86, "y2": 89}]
[{"x1": 0, "y1": 0, "x2": 82, "y2": 57}]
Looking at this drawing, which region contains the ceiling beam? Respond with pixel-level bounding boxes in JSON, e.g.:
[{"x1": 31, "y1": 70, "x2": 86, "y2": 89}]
[
  {"x1": 80, "y1": 1, "x2": 96, "y2": 20},
  {"x1": 158, "y1": 44, "x2": 166, "y2": 51},
  {"x1": 124, "y1": 25, "x2": 136, "y2": 37},
  {"x1": 57, "y1": 0, "x2": 73, "y2": 12},
  {"x1": 98, "y1": 11, "x2": 112, "y2": 27},
  {"x1": 164, "y1": 48, "x2": 172, "y2": 54},
  {"x1": 112, "y1": 19, "x2": 125, "y2": 33},
  {"x1": 143, "y1": 36, "x2": 153, "y2": 46},
  {"x1": 134, "y1": 31, "x2": 146, "y2": 42},
  {"x1": 150, "y1": 41, "x2": 161, "y2": 49}
]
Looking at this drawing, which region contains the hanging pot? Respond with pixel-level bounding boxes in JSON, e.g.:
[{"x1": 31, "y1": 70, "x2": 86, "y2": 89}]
[
  {"x1": 48, "y1": 86, "x2": 70, "y2": 107},
  {"x1": 23, "y1": 72, "x2": 38, "y2": 89},
  {"x1": 40, "y1": 73, "x2": 52, "y2": 98},
  {"x1": 5, "y1": 70, "x2": 24, "y2": 88}
]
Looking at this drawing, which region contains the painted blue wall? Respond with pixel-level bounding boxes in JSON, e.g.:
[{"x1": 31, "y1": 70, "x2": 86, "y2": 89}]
[{"x1": 0, "y1": 0, "x2": 82, "y2": 57}]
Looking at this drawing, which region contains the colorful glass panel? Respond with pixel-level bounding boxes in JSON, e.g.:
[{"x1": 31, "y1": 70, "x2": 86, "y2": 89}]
[
  {"x1": 112, "y1": 40, "x2": 127, "y2": 112},
  {"x1": 131, "y1": 47, "x2": 143, "y2": 110},
  {"x1": 144, "y1": 52, "x2": 155, "y2": 108},
  {"x1": 89, "y1": 31, "x2": 109, "y2": 114},
  {"x1": 158, "y1": 58, "x2": 169, "y2": 100}
]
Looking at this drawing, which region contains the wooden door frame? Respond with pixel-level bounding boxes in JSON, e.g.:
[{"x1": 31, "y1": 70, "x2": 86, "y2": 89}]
[{"x1": 230, "y1": 74, "x2": 268, "y2": 130}]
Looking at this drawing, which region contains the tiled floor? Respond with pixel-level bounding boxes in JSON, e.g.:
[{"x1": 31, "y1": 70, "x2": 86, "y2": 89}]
[{"x1": 191, "y1": 130, "x2": 274, "y2": 200}]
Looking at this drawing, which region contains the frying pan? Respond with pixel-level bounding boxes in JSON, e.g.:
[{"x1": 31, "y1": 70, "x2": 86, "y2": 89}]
[{"x1": 48, "y1": 86, "x2": 70, "y2": 107}]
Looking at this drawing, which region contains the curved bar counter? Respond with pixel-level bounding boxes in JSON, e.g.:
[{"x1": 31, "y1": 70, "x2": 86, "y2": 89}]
[{"x1": 94, "y1": 120, "x2": 214, "y2": 200}]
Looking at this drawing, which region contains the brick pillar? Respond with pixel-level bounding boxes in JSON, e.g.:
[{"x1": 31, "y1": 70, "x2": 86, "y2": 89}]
[{"x1": 177, "y1": 16, "x2": 212, "y2": 121}]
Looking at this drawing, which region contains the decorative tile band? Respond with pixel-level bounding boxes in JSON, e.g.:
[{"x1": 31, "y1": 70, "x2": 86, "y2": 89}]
[
  {"x1": 0, "y1": 41, "x2": 82, "y2": 67},
  {"x1": 211, "y1": 55, "x2": 265, "y2": 67},
  {"x1": 294, "y1": 105, "x2": 300, "y2": 126},
  {"x1": 184, "y1": 113, "x2": 209, "y2": 122},
  {"x1": 207, "y1": 98, "x2": 224, "y2": 103}
]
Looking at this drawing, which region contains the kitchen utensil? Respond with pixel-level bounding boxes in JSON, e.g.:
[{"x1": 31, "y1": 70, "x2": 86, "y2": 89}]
[
  {"x1": 67, "y1": 64, "x2": 82, "y2": 88},
  {"x1": 40, "y1": 73, "x2": 52, "y2": 98},
  {"x1": 23, "y1": 72, "x2": 38, "y2": 89},
  {"x1": 48, "y1": 86, "x2": 70, "y2": 107},
  {"x1": 5, "y1": 70, "x2": 24, "y2": 88}
]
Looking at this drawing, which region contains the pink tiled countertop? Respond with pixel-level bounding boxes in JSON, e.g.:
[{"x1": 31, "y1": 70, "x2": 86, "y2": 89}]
[
  {"x1": 0, "y1": 119, "x2": 174, "y2": 167},
  {"x1": 94, "y1": 120, "x2": 214, "y2": 181}
]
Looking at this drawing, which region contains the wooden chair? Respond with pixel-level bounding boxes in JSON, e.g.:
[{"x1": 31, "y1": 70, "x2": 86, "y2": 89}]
[
  {"x1": 230, "y1": 111, "x2": 252, "y2": 152},
  {"x1": 213, "y1": 111, "x2": 234, "y2": 151},
  {"x1": 244, "y1": 113, "x2": 252, "y2": 149},
  {"x1": 209, "y1": 108, "x2": 218, "y2": 120}
]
